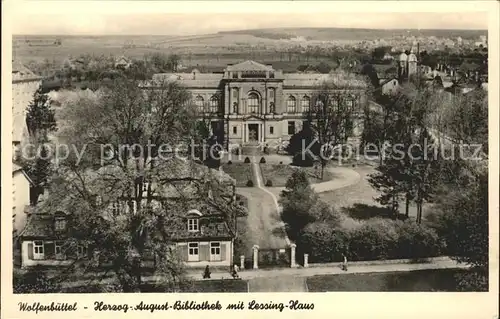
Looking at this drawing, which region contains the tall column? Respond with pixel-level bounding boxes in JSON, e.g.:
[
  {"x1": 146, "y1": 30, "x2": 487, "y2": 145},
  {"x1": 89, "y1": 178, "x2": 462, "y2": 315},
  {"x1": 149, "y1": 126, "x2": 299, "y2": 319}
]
[
  {"x1": 290, "y1": 244, "x2": 297, "y2": 268},
  {"x1": 252, "y1": 245, "x2": 259, "y2": 269}
]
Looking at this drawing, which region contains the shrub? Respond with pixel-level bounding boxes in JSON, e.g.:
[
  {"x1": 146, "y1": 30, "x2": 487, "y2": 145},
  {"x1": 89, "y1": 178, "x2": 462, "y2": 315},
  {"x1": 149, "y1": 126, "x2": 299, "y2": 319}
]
[
  {"x1": 260, "y1": 157, "x2": 266, "y2": 163},
  {"x1": 244, "y1": 157, "x2": 251, "y2": 163},
  {"x1": 246, "y1": 180, "x2": 254, "y2": 187},
  {"x1": 14, "y1": 266, "x2": 61, "y2": 293},
  {"x1": 265, "y1": 180, "x2": 273, "y2": 187},
  {"x1": 227, "y1": 160, "x2": 232, "y2": 165},
  {"x1": 393, "y1": 221, "x2": 443, "y2": 259},
  {"x1": 296, "y1": 223, "x2": 349, "y2": 263},
  {"x1": 348, "y1": 219, "x2": 398, "y2": 261}
]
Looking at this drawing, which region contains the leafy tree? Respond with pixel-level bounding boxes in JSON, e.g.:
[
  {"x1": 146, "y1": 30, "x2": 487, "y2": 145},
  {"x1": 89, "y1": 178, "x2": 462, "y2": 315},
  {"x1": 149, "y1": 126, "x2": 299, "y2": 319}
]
[
  {"x1": 279, "y1": 170, "x2": 319, "y2": 239},
  {"x1": 286, "y1": 124, "x2": 318, "y2": 167},
  {"x1": 25, "y1": 86, "x2": 57, "y2": 141},
  {"x1": 431, "y1": 167, "x2": 488, "y2": 291},
  {"x1": 23, "y1": 86, "x2": 58, "y2": 204}
]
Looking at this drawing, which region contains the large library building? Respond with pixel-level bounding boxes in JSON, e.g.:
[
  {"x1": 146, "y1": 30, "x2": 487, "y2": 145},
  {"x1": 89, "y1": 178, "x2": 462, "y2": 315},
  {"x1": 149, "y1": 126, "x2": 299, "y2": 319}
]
[{"x1": 153, "y1": 60, "x2": 368, "y2": 147}]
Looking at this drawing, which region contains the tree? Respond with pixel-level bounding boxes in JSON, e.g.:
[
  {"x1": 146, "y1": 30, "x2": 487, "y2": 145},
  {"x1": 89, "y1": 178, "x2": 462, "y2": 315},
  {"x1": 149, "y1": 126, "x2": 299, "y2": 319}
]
[
  {"x1": 43, "y1": 76, "x2": 241, "y2": 291},
  {"x1": 307, "y1": 73, "x2": 367, "y2": 179},
  {"x1": 286, "y1": 124, "x2": 318, "y2": 167},
  {"x1": 279, "y1": 170, "x2": 319, "y2": 239},
  {"x1": 23, "y1": 86, "x2": 58, "y2": 204},
  {"x1": 25, "y1": 86, "x2": 57, "y2": 142},
  {"x1": 368, "y1": 87, "x2": 442, "y2": 221},
  {"x1": 431, "y1": 167, "x2": 488, "y2": 291}
]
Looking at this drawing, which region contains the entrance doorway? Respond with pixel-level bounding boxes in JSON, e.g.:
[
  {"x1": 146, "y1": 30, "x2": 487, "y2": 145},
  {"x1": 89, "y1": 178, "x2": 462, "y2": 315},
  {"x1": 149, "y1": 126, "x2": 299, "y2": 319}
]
[{"x1": 248, "y1": 124, "x2": 259, "y2": 143}]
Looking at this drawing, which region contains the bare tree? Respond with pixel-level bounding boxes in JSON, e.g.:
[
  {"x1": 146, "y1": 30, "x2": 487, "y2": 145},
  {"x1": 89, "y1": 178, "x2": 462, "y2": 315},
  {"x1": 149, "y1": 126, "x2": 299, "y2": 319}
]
[
  {"x1": 307, "y1": 72, "x2": 368, "y2": 179},
  {"x1": 41, "y1": 77, "x2": 241, "y2": 291}
]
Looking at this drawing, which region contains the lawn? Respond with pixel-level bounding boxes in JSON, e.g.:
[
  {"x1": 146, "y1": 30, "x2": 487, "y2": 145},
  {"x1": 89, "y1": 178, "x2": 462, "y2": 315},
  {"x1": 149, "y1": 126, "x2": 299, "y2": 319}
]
[
  {"x1": 306, "y1": 268, "x2": 476, "y2": 292},
  {"x1": 318, "y1": 165, "x2": 433, "y2": 223},
  {"x1": 61, "y1": 279, "x2": 248, "y2": 293},
  {"x1": 221, "y1": 162, "x2": 254, "y2": 187},
  {"x1": 260, "y1": 163, "x2": 334, "y2": 187}
]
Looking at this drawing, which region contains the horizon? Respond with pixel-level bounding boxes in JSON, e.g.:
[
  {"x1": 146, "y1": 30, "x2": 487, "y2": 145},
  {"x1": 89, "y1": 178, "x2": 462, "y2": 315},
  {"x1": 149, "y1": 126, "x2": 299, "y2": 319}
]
[
  {"x1": 8, "y1": 7, "x2": 489, "y2": 36},
  {"x1": 12, "y1": 25, "x2": 489, "y2": 37}
]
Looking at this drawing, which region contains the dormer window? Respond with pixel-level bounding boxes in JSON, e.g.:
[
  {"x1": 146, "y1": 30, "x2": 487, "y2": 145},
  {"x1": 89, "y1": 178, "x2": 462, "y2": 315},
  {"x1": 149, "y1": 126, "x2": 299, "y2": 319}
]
[
  {"x1": 188, "y1": 218, "x2": 199, "y2": 232},
  {"x1": 54, "y1": 212, "x2": 67, "y2": 231},
  {"x1": 187, "y1": 209, "x2": 202, "y2": 232}
]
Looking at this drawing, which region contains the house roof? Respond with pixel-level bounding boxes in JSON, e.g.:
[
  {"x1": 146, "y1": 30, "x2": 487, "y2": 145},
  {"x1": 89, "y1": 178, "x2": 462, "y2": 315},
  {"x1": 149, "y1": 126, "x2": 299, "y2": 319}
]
[
  {"x1": 19, "y1": 213, "x2": 61, "y2": 239},
  {"x1": 225, "y1": 60, "x2": 272, "y2": 72},
  {"x1": 12, "y1": 61, "x2": 42, "y2": 82}
]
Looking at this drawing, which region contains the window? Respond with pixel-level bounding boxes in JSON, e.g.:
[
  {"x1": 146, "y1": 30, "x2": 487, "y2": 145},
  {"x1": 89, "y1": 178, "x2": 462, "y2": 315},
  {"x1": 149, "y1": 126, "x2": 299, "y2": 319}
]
[
  {"x1": 55, "y1": 241, "x2": 65, "y2": 260},
  {"x1": 209, "y1": 95, "x2": 219, "y2": 113},
  {"x1": 301, "y1": 96, "x2": 310, "y2": 113},
  {"x1": 188, "y1": 243, "x2": 199, "y2": 261},
  {"x1": 111, "y1": 201, "x2": 121, "y2": 217},
  {"x1": 232, "y1": 88, "x2": 238, "y2": 99},
  {"x1": 288, "y1": 121, "x2": 296, "y2": 135},
  {"x1": 248, "y1": 93, "x2": 259, "y2": 114},
  {"x1": 210, "y1": 242, "x2": 221, "y2": 261},
  {"x1": 188, "y1": 218, "x2": 199, "y2": 232},
  {"x1": 195, "y1": 96, "x2": 204, "y2": 113},
  {"x1": 54, "y1": 217, "x2": 66, "y2": 231},
  {"x1": 269, "y1": 126, "x2": 274, "y2": 134},
  {"x1": 131, "y1": 200, "x2": 137, "y2": 214},
  {"x1": 287, "y1": 96, "x2": 297, "y2": 113},
  {"x1": 232, "y1": 102, "x2": 238, "y2": 114},
  {"x1": 77, "y1": 245, "x2": 88, "y2": 259},
  {"x1": 233, "y1": 126, "x2": 237, "y2": 134},
  {"x1": 33, "y1": 240, "x2": 44, "y2": 260},
  {"x1": 142, "y1": 182, "x2": 149, "y2": 197},
  {"x1": 269, "y1": 88, "x2": 275, "y2": 99}
]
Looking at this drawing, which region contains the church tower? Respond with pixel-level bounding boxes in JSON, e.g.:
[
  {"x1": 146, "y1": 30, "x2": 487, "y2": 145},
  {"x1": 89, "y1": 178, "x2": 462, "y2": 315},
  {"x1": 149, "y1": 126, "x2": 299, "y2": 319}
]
[{"x1": 398, "y1": 52, "x2": 408, "y2": 80}]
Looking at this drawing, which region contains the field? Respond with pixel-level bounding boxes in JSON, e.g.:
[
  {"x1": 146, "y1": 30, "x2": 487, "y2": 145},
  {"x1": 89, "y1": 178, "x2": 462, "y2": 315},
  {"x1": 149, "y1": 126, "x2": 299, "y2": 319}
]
[{"x1": 306, "y1": 268, "x2": 476, "y2": 292}]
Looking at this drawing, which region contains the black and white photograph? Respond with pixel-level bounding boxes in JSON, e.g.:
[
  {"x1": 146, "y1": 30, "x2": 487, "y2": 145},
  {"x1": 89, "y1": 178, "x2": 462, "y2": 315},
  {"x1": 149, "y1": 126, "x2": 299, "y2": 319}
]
[{"x1": 3, "y1": 1, "x2": 497, "y2": 306}]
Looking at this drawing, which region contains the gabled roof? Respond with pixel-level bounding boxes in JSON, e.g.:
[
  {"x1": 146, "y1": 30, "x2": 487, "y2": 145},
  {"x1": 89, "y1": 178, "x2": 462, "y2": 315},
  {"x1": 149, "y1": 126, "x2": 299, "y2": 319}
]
[{"x1": 225, "y1": 60, "x2": 273, "y2": 72}]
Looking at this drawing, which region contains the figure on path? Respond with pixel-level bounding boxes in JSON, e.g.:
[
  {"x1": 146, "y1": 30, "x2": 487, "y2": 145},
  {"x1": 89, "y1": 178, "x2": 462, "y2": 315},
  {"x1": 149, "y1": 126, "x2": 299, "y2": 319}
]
[{"x1": 203, "y1": 265, "x2": 211, "y2": 279}]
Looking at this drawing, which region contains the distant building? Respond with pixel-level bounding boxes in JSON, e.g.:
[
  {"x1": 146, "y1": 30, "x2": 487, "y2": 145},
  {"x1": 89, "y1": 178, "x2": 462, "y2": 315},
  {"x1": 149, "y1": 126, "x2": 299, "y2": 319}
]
[
  {"x1": 379, "y1": 78, "x2": 399, "y2": 95},
  {"x1": 150, "y1": 60, "x2": 368, "y2": 147},
  {"x1": 114, "y1": 56, "x2": 131, "y2": 70}
]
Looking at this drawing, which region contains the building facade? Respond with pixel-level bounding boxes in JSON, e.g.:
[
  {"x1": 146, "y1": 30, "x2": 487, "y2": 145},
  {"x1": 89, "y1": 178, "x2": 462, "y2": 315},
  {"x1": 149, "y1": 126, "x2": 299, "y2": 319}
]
[
  {"x1": 12, "y1": 62, "x2": 43, "y2": 154},
  {"x1": 152, "y1": 61, "x2": 368, "y2": 148}
]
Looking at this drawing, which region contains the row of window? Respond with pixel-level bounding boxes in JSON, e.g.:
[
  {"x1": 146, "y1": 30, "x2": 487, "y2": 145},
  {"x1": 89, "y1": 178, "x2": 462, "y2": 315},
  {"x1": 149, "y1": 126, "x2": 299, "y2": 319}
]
[
  {"x1": 31, "y1": 240, "x2": 87, "y2": 260},
  {"x1": 230, "y1": 122, "x2": 297, "y2": 136},
  {"x1": 188, "y1": 242, "x2": 221, "y2": 262},
  {"x1": 195, "y1": 95, "x2": 221, "y2": 113},
  {"x1": 197, "y1": 94, "x2": 356, "y2": 115}
]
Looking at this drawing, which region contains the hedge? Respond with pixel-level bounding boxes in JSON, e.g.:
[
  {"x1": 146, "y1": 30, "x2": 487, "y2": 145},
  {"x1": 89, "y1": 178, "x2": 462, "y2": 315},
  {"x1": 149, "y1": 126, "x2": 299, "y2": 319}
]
[{"x1": 296, "y1": 219, "x2": 444, "y2": 263}]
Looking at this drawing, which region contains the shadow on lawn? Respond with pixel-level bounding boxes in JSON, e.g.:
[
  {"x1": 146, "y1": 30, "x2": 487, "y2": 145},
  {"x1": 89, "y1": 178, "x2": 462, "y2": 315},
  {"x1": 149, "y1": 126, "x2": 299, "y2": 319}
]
[{"x1": 342, "y1": 204, "x2": 409, "y2": 221}]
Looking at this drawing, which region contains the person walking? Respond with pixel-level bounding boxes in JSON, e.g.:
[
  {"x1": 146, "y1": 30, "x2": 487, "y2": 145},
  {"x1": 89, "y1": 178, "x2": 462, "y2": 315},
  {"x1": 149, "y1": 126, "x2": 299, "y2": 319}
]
[
  {"x1": 342, "y1": 254, "x2": 348, "y2": 271},
  {"x1": 203, "y1": 265, "x2": 211, "y2": 279},
  {"x1": 232, "y1": 264, "x2": 239, "y2": 279}
]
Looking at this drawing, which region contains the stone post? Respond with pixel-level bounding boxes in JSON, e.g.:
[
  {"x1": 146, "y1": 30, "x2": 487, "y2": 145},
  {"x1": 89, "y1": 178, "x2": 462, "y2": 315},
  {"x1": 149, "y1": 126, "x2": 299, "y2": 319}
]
[
  {"x1": 304, "y1": 254, "x2": 309, "y2": 268},
  {"x1": 252, "y1": 245, "x2": 259, "y2": 269},
  {"x1": 240, "y1": 255, "x2": 245, "y2": 270},
  {"x1": 290, "y1": 244, "x2": 297, "y2": 268}
]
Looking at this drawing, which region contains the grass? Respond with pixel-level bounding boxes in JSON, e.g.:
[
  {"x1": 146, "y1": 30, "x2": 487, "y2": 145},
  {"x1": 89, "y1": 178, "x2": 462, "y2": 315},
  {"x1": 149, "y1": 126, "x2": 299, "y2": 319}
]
[
  {"x1": 61, "y1": 279, "x2": 248, "y2": 293},
  {"x1": 221, "y1": 163, "x2": 254, "y2": 187},
  {"x1": 260, "y1": 163, "x2": 334, "y2": 187},
  {"x1": 306, "y1": 268, "x2": 474, "y2": 292}
]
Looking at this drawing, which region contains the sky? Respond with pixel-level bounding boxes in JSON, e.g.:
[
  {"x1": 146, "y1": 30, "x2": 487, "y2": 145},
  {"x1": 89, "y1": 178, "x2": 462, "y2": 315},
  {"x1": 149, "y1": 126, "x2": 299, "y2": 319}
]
[{"x1": 6, "y1": 1, "x2": 490, "y2": 36}]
